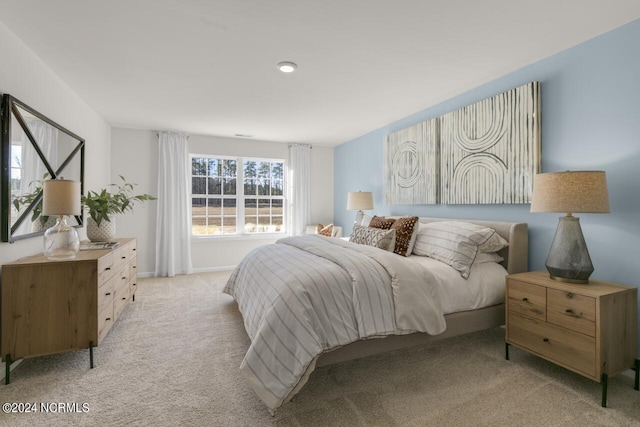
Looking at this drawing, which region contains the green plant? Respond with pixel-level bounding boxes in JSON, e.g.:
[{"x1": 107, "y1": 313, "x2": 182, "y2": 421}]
[
  {"x1": 82, "y1": 176, "x2": 157, "y2": 226},
  {"x1": 12, "y1": 174, "x2": 50, "y2": 224}
]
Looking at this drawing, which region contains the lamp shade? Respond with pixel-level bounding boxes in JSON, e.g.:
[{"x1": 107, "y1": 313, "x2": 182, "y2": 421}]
[
  {"x1": 42, "y1": 179, "x2": 81, "y2": 216},
  {"x1": 530, "y1": 171, "x2": 610, "y2": 214},
  {"x1": 347, "y1": 191, "x2": 373, "y2": 211}
]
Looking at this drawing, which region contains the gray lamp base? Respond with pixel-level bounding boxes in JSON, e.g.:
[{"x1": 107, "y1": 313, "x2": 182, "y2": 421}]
[{"x1": 545, "y1": 215, "x2": 593, "y2": 284}]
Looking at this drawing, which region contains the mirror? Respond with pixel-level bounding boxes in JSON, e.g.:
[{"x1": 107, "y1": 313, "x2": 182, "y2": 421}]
[{"x1": 1, "y1": 94, "x2": 85, "y2": 242}]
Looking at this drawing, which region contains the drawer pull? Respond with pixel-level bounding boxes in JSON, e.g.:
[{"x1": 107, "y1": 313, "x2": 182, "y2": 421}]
[
  {"x1": 565, "y1": 309, "x2": 574, "y2": 314},
  {"x1": 543, "y1": 338, "x2": 549, "y2": 342},
  {"x1": 133, "y1": 248, "x2": 136, "y2": 251},
  {"x1": 132, "y1": 283, "x2": 137, "y2": 286},
  {"x1": 106, "y1": 317, "x2": 111, "y2": 321},
  {"x1": 522, "y1": 297, "x2": 529, "y2": 302},
  {"x1": 105, "y1": 267, "x2": 111, "y2": 271},
  {"x1": 122, "y1": 297, "x2": 126, "y2": 300},
  {"x1": 105, "y1": 292, "x2": 111, "y2": 296},
  {"x1": 567, "y1": 292, "x2": 574, "y2": 298},
  {"x1": 133, "y1": 266, "x2": 137, "y2": 269},
  {"x1": 122, "y1": 256, "x2": 126, "y2": 259},
  {"x1": 122, "y1": 277, "x2": 126, "y2": 280}
]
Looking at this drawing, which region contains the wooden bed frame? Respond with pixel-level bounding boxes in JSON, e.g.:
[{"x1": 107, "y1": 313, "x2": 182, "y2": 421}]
[{"x1": 316, "y1": 217, "x2": 528, "y2": 367}]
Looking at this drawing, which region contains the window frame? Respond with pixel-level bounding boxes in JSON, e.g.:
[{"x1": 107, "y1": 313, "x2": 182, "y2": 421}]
[{"x1": 190, "y1": 153, "x2": 287, "y2": 238}]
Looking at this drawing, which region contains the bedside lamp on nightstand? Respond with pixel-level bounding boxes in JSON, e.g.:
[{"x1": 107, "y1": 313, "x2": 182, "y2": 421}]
[
  {"x1": 42, "y1": 178, "x2": 81, "y2": 260},
  {"x1": 530, "y1": 170, "x2": 610, "y2": 284},
  {"x1": 347, "y1": 191, "x2": 373, "y2": 225}
]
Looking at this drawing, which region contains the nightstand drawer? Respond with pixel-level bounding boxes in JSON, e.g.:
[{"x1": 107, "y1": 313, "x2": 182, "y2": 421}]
[
  {"x1": 509, "y1": 311, "x2": 596, "y2": 378},
  {"x1": 547, "y1": 289, "x2": 596, "y2": 337},
  {"x1": 507, "y1": 280, "x2": 546, "y2": 321}
]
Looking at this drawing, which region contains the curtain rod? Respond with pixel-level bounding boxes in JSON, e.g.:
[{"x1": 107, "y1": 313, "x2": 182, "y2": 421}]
[
  {"x1": 288, "y1": 143, "x2": 312, "y2": 149},
  {"x1": 156, "y1": 131, "x2": 190, "y2": 139}
]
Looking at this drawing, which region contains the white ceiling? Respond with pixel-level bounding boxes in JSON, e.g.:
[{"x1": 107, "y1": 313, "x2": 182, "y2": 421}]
[{"x1": 1, "y1": 1, "x2": 640, "y2": 146}]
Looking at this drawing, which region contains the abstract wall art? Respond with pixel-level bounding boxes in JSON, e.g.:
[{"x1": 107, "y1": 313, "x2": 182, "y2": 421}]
[
  {"x1": 384, "y1": 118, "x2": 439, "y2": 204},
  {"x1": 440, "y1": 82, "x2": 541, "y2": 204}
]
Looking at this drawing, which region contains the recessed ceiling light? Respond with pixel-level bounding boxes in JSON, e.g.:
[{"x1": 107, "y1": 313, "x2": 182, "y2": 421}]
[
  {"x1": 234, "y1": 133, "x2": 253, "y2": 138},
  {"x1": 277, "y1": 61, "x2": 297, "y2": 73}
]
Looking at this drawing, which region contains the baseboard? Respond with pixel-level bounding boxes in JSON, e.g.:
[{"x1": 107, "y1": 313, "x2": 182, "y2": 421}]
[
  {"x1": 138, "y1": 266, "x2": 236, "y2": 278},
  {"x1": 192, "y1": 265, "x2": 236, "y2": 273}
]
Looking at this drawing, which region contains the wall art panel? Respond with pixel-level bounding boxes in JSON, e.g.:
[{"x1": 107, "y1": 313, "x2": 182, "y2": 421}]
[
  {"x1": 440, "y1": 82, "x2": 540, "y2": 204},
  {"x1": 385, "y1": 118, "x2": 439, "y2": 204}
]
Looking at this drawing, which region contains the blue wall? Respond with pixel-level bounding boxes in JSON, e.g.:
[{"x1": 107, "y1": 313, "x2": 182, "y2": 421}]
[{"x1": 335, "y1": 20, "x2": 640, "y2": 294}]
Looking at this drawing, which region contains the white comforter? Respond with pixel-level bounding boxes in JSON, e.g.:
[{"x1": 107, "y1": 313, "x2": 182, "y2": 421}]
[{"x1": 223, "y1": 235, "x2": 446, "y2": 412}]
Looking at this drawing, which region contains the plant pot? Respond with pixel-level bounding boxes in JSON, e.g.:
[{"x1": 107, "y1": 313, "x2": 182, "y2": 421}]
[{"x1": 87, "y1": 217, "x2": 116, "y2": 242}]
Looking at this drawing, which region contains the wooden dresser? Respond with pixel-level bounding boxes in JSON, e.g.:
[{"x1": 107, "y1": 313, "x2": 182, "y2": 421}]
[
  {"x1": 505, "y1": 271, "x2": 638, "y2": 407},
  {"x1": 1, "y1": 238, "x2": 137, "y2": 383}
]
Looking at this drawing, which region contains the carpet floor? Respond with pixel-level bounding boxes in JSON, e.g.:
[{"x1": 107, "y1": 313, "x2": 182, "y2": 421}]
[{"x1": 1, "y1": 271, "x2": 639, "y2": 426}]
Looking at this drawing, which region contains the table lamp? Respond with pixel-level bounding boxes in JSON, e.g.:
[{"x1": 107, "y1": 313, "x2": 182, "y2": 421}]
[
  {"x1": 347, "y1": 191, "x2": 373, "y2": 225},
  {"x1": 42, "y1": 178, "x2": 81, "y2": 260},
  {"x1": 530, "y1": 171, "x2": 610, "y2": 284}
]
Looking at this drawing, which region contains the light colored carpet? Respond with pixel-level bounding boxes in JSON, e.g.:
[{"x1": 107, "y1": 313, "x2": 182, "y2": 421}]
[{"x1": 2, "y1": 271, "x2": 639, "y2": 426}]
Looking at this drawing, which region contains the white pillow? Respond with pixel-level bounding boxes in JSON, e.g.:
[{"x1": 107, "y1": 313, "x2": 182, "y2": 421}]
[
  {"x1": 349, "y1": 225, "x2": 396, "y2": 251},
  {"x1": 474, "y1": 252, "x2": 504, "y2": 264},
  {"x1": 413, "y1": 221, "x2": 504, "y2": 278},
  {"x1": 360, "y1": 214, "x2": 372, "y2": 227}
]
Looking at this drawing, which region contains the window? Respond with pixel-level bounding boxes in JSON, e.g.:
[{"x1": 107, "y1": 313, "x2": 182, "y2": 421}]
[{"x1": 191, "y1": 155, "x2": 285, "y2": 236}]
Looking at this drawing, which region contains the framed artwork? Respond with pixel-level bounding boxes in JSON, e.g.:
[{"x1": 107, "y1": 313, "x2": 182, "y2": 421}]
[
  {"x1": 439, "y1": 82, "x2": 541, "y2": 204},
  {"x1": 384, "y1": 118, "x2": 439, "y2": 204}
]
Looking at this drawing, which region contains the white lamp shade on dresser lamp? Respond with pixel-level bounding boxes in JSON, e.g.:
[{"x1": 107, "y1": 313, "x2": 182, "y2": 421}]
[
  {"x1": 530, "y1": 170, "x2": 610, "y2": 283},
  {"x1": 42, "y1": 179, "x2": 81, "y2": 260},
  {"x1": 347, "y1": 191, "x2": 373, "y2": 225}
]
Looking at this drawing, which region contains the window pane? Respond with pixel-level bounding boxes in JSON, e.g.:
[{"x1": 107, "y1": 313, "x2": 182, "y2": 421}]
[
  {"x1": 192, "y1": 177, "x2": 206, "y2": 195},
  {"x1": 271, "y1": 180, "x2": 283, "y2": 196},
  {"x1": 192, "y1": 197, "x2": 207, "y2": 215},
  {"x1": 208, "y1": 158, "x2": 221, "y2": 177},
  {"x1": 207, "y1": 216, "x2": 222, "y2": 235},
  {"x1": 258, "y1": 179, "x2": 270, "y2": 195},
  {"x1": 244, "y1": 179, "x2": 257, "y2": 196},
  {"x1": 222, "y1": 216, "x2": 237, "y2": 234},
  {"x1": 223, "y1": 160, "x2": 237, "y2": 177},
  {"x1": 208, "y1": 177, "x2": 222, "y2": 195},
  {"x1": 243, "y1": 160, "x2": 257, "y2": 178},
  {"x1": 224, "y1": 178, "x2": 237, "y2": 195},
  {"x1": 223, "y1": 198, "x2": 236, "y2": 218},
  {"x1": 272, "y1": 216, "x2": 283, "y2": 226},
  {"x1": 271, "y1": 162, "x2": 284, "y2": 180},
  {"x1": 272, "y1": 199, "x2": 283, "y2": 215},
  {"x1": 192, "y1": 157, "x2": 206, "y2": 176},
  {"x1": 192, "y1": 217, "x2": 207, "y2": 235},
  {"x1": 207, "y1": 198, "x2": 222, "y2": 217},
  {"x1": 257, "y1": 162, "x2": 270, "y2": 178}
]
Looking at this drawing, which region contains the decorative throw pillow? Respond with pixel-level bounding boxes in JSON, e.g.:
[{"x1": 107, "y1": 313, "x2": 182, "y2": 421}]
[
  {"x1": 412, "y1": 221, "x2": 503, "y2": 278},
  {"x1": 360, "y1": 213, "x2": 372, "y2": 227},
  {"x1": 368, "y1": 215, "x2": 395, "y2": 230},
  {"x1": 349, "y1": 225, "x2": 396, "y2": 252},
  {"x1": 316, "y1": 223, "x2": 334, "y2": 237},
  {"x1": 390, "y1": 216, "x2": 419, "y2": 257}
]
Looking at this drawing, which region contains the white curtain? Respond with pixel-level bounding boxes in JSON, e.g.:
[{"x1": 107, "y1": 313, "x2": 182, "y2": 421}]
[
  {"x1": 155, "y1": 131, "x2": 193, "y2": 277},
  {"x1": 288, "y1": 144, "x2": 311, "y2": 236}
]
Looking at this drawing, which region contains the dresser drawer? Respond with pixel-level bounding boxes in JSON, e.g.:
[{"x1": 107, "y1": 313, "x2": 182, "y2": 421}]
[
  {"x1": 129, "y1": 257, "x2": 138, "y2": 294},
  {"x1": 98, "y1": 252, "x2": 116, "y2": 283},
  {"x1": 113, "y1": 267, "x2": 129, "y2": 295},
  {"x1": 547, "y1": 289, "x2": 596, "y2": 337},
  {"x1": 114, "y1": 286, "x2": 129, "y2": 320},
  {"x1": 508, "y1": 280, "x2": 546, "y2": 321},
  {"x1": 509, "y1": 311, "x2": 596, "y2": 378},
  {"x1": 98, "y1": 303, "x2": 114, "y2": 344},
  {"x1": 97, "y1": 276, "x2": 114, "y2": 312}
]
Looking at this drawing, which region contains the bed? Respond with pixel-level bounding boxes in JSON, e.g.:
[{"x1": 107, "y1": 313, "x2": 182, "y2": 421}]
[{"x1": 224, "y1": 217, "x2": 528, "y2": 413}]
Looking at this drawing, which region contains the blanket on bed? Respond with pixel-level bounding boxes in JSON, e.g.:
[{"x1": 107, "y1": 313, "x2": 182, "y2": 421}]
[{"x1": 223, "y1": 235, "x2": 446, "y2": 412}]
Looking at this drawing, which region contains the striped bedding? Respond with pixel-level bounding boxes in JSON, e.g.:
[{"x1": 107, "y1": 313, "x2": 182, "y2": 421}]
[{"x1": 223, "y1": 235, "x2": 447, "y2": 412}]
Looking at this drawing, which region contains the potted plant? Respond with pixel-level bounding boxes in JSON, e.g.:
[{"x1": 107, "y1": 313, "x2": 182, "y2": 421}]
[{"x1": 82, "y1": 176, "x2": 156, "y2": 241}]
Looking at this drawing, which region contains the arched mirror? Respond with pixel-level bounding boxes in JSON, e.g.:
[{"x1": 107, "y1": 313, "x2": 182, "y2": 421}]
[{"x1": 1, "y1": 94, "x2": 85, "y2": 242}]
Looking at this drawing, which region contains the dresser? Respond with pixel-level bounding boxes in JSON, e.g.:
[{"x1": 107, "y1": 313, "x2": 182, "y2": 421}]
[
  {"x1": 1, "y1": 238, "x2": 137, "y2": 384},
  {"x1": 505, "y1": 271, "x2": 639, "y2": 407}
]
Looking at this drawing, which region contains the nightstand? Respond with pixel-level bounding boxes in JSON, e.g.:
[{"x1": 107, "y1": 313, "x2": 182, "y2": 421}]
[{"x1": 505, "y1": 271, "x2": 639, "y2": 407}]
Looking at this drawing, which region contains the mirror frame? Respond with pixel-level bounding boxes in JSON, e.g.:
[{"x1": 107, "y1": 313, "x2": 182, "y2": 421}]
[{"x1": 1, "y1": 94, "x2": 85, "y2": 242}]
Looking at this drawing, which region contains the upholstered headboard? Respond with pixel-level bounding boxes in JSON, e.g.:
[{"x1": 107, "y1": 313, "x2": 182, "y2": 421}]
[
  {"x1": 417, "y1": 217, "x2": 528, "y2": 275},
  {"x1": 387, "y1": 216, "x2": 528, "y2": 275}
]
